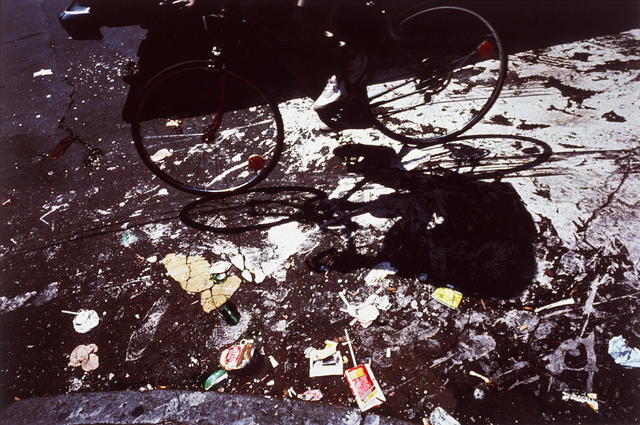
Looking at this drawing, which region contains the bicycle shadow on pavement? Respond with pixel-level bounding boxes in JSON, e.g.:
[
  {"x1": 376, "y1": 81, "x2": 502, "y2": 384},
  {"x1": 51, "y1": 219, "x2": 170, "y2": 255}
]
[
  {"x1": 181, "y1": 134, "x2": 552, "y2": 299},
  {"x1": 308, "y1": 136, "x2": 551, "y2": 299}
]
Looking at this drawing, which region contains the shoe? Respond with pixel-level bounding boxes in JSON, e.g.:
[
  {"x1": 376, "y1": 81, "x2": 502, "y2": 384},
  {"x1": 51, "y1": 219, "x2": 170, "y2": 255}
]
[
  {"x1": 313, "y1": 108, "x2": 344, "y2": 132},
  {"x1": 312, "y1": 75, "x2": 347, "y2": 111}
]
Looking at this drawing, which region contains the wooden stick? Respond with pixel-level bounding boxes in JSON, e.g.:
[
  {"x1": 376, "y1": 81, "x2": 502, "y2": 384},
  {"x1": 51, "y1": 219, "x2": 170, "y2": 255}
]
[{"x1": 344, "y1": 329, "x2": 357, "y2": 366}]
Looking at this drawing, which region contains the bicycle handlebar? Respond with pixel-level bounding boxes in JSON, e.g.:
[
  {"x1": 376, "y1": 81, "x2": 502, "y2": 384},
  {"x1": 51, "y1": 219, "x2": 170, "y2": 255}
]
[{"x1": 59, "y1": 0, "x2": 251, "y2": 40}]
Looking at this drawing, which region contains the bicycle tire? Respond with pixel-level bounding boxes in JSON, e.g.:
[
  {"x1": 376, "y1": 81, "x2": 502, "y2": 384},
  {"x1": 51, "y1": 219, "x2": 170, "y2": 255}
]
[
  {"x1": 132, "y1": 60, "x2": 285, "y2": 196},
  {"x1": 367, "y1": 3, "x2": 507, "y2": 145}
]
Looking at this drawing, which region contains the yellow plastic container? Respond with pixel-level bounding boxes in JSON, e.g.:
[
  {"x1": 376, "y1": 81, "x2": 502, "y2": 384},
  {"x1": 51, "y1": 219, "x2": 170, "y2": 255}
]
[{"x1": 431, "y1": 287, "x2": 463, "y2": 309}]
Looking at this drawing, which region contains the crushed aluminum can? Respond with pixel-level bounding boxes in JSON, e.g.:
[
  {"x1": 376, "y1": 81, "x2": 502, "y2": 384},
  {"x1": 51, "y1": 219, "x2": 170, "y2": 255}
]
[
  {"x1": 344, "y1": 363, "x2": 385, "y2": 412},
  {"x1": 220, "y1": 339, "x2": 257, "y2": 371},
  {"x1": 431, "y1": 287, "x2": 462, "y2": 309},
  {"x1": 204, "y1": 368, "x2": 228, "y2": 390}
]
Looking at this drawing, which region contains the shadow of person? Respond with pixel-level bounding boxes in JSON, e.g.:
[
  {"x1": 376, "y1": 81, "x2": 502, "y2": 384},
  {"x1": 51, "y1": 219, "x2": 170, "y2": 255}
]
[{"x1": 307, "y1": 141, "x2": 540, "y2": 299}]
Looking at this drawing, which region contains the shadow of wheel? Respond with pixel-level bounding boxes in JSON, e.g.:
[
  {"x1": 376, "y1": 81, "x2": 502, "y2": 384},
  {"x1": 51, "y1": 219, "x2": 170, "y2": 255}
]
[{"x1": 179, "y1": 186, "x2": 327, "y2": 233}]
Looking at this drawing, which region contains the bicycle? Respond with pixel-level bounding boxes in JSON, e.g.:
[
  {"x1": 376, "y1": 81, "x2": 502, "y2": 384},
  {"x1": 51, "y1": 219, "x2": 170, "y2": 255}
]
[{"x1": 60, "y1": 0, "x2": 507, "y2": 197}]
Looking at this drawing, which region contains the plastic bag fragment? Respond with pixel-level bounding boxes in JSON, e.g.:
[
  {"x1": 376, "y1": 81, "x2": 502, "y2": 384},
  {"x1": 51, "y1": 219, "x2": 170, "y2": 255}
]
[{"x1": 608, "y1": 335, "x2": 640, "y2": 368}]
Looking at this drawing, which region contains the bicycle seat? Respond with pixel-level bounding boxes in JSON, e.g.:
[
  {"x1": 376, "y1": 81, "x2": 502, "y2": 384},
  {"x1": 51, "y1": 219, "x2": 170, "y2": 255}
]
[
  {"x1": 59, "y1": 0, "x2": 163, "y2": 40},
  {"x1": 59, "y1": 0, "x2": 102, "y2": 40}
]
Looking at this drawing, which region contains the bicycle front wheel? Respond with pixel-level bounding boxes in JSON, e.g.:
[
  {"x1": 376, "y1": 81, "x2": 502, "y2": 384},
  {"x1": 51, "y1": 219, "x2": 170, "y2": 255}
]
[
  {"x1": 368, "y1": 4, "x2": 507, "y2": 145},
  {"x1": 132, "y1": 61, "x2": 284, "y2": 196}
]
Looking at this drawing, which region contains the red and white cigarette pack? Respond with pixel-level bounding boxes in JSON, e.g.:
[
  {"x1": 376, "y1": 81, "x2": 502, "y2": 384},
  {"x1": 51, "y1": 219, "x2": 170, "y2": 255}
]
[{"x1": 344, "y1": 363, "x2": 386, "y2": 412}]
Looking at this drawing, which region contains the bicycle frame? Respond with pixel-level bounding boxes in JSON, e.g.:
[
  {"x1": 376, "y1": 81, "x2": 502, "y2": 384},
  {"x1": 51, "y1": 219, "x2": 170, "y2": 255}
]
[{"x1": 199, "y1": 2, "x2": 394, "y2": 103}]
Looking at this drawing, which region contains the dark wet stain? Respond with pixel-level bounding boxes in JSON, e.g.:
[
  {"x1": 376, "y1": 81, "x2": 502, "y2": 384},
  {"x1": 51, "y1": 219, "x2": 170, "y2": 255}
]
[
  {"x1": 586, "y1": 59, "x2": 640, "y2": 73},
  {"x1": 544, "y1": 77, "x2": 600, "y2": 106},
  {"x1": 534, "y1": 187, "x2": 551, "y2": 200},
  {"x1": 571, "y1": 52, "x2": 591, "y2": 61},
  {"x1": 547, "y1": 105, "x2": 575, "y2": 116},
  {"x1": 564, "y1": 346, "x2": 587, "y2": 369},
  {"x1": 517, "y1": 120, "x2": 550, "y2": 131},
  {"x1": 489, "y1": 114, "x2": 513, "y2": 126},
  {"x1": 602, "y1": 111, "x2": 626, "y2": 123},
  {"x1": 50, "y1": 135, "x2": 79, "y2": 160},
  {"x1": 505, "y1": 70, "x2": 526, "y2": 86},
  {"x1": 597, "y1": 34, "x2": 640, "y2": 57},
  {"x1": 130, "y1": 405, "x2": 144, "y2": 417}
]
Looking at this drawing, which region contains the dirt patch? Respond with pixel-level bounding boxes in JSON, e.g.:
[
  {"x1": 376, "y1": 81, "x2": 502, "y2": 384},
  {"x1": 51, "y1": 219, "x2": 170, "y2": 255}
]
[
  {"x1": 586, "y1": 59, "x2": 640, "y2": 74},
  {"x1": 489, "y1": 114, "x2": 513, "y2": 126},
  {"x1": 571, "y1": 52, "x2": 592, "y2": 62},
  {"x1": 517, "y1": 121, "x2": 550, "y2": 131},
  {"x1": 544, "y1": 77, "x2": 600, "y2": 106},
  {"x1": 602, "y1": 111, "x2": 627, "y2": 123}
]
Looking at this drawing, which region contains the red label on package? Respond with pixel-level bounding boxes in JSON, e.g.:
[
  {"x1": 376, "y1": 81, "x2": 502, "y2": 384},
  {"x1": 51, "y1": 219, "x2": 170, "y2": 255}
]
[
  {"x1": 344, "y1": 364, "x2": 385, "y2": 412},
  {"x1": 225, "y1": 345, "x2": 242, "y2": 365}
]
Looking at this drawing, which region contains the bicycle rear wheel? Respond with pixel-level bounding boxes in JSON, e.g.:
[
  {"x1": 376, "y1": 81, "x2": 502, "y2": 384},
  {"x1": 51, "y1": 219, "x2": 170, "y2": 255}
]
[
  {"x1": 367, "y1": 4, "x2": 507, "y2": 145},
  {"x1": 132, "y1": 61, "x2": 284, "y2": 196}
]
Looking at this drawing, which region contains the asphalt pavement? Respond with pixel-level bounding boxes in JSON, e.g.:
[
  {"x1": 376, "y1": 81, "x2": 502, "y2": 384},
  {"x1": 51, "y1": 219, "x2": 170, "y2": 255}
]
[{"x1": 1, "y1": 1, "x2": 640, "y2": 424}]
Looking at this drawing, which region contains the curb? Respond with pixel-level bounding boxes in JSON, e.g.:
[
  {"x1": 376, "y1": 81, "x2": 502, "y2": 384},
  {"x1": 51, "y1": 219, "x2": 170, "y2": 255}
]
[{"x1": 0, "y1": 390, "x2": 414, "y2": 425}]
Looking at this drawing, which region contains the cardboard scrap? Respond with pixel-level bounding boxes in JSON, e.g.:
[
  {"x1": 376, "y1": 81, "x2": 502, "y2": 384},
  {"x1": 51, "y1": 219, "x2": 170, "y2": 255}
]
[
  {"x1": 310, "y1": 352, "x2": 343, "y2": 377},
  {"x1": 305, "y1": 340, "x2": 338, "y2": 361},
  {"x1": 163, "y1": 253, "x2": 241, "y2": 313},
  {"x1": 200, "y1": 276, "x2": 242, "y2": 313},
  {"x1": 162, "y1": 253, "x2": 213, "y2": 293}
]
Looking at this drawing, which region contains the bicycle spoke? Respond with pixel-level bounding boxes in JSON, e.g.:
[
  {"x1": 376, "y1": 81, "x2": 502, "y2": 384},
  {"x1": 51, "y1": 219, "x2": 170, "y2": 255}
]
[
  {"x1": 367, "y1": 6, "x2": 506, "y2": 144},
  {"x1": 133, "y1": 63, "x2": 283, "y2": 195}
]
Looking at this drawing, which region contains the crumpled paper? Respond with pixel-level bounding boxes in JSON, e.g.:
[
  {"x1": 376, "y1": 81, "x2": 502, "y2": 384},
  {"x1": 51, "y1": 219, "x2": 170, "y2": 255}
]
[
  {"x1": 68, "y1": 343, "x2": 99, "y2": 371},
  {"x1": 72, "y1": 309, "x2": 100, "y2": 333},
  {"x1": 297, "y1": 389, "x2": 323, "y2": 401},
  {"x1": 339, "y1": 289, "x2": 391, "y2": 328},
  {"x1": 608, "y1": 335, "x2": 640, "y2": 368}
]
